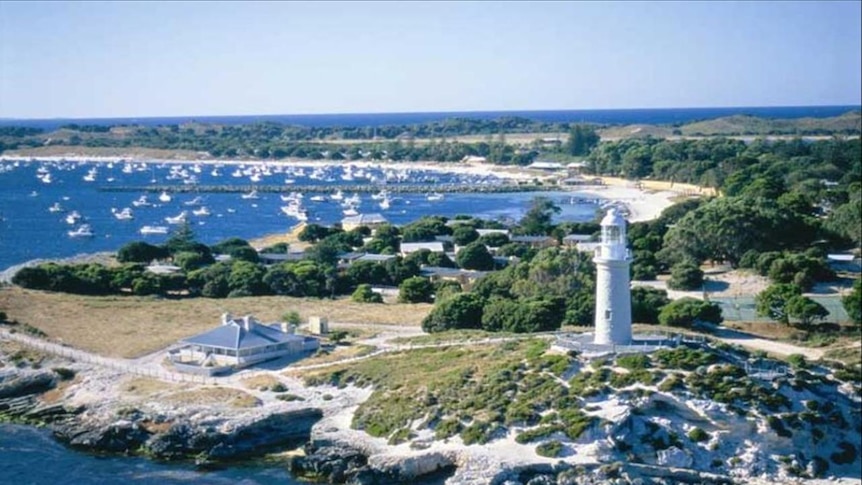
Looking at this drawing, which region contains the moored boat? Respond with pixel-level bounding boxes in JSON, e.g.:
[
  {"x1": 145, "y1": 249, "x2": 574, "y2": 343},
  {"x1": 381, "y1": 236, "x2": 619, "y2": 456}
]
[
  {"x1": 68, "y1": 224, "x2": 94, "y2": 238},
  {"x1": 139, "y1": 225, "x2": 169, "y2": 235}
]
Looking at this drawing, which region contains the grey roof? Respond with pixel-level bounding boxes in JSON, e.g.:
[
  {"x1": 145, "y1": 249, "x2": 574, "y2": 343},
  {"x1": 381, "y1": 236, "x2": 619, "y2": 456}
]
[
  {"x1": 356, "y1": 253, "x2": 397, "y2": 263},
  {"x1": 510, "y1": 235, "x2": 555, "y2": 243},
  {"x1": 563, "y1": 234, "x2": 594, "y2": 242},
  {"x1": 259, "y1": 252, "x2": 306, "y2": 263},
  {"x1": 342, "y1": 213, "x2": 388, "y2": 225},
  {"x1": 401, "y1": 241, "x2": 445, "y2": 253},
  {"x1": 183, "y1": 316, "x2": 301, "y2": 351},
  {"x1": 420, "y1": 266, "x2": 490, "y2": 279}
]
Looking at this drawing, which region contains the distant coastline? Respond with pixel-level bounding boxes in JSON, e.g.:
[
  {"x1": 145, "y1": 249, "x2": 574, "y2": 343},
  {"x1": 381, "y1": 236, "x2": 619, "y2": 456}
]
[{"x1": 2, "y1": 105, "x2": 859, "y2": 130}]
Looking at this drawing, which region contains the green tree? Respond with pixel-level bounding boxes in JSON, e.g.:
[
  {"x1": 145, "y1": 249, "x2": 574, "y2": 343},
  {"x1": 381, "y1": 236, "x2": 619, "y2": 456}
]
[
  {"x1": 298, "y1": 223, "x2": 336, "y2": 243},
  {"x1": 786, "y1": 295, "x2": 829, "y2": 332},
  {"x1": 456, "y1": 242, "x2": 495, "y2": 271},
  {"x1": 173, "y1": 251, "x2": 211, "y2": 272},
  {"x1": 421, "y1": 293, "x2": 484, "y2": 333},
  {"x1": 228, "y1": 260, "x2": 269, "y2": 296},
  {"x1": 658, "y1": 297, "x2": 723, "y2": 328},
  {"x1": 398, "y1": 276, "x2": 434, "y2": 303},
  {"x1": 351, "y1": 284, "x2": 383, "y2": 303},
  {"x1": 346, "y1": 260, "x2": 391, "y2": 286},
  {"x1": 452, "y1": 226, "x2": 480, "y2": 246},
  {"x1": 843, "y1": 278, "x2": 861, "y2": 325},
  {"x1": 164, "y1": 221, "x2": 199, "y2": 255},
  {"x1": 516, "y1": 197, "x2": 560, "y2": 235},
  {"x1": 631, "y1": 286, "x2": 671, "y2": 324},
  {"x1": 116, "y1": 241, "x2": 168, "y2": 263},
  {"x1": 755, "y1": 283, "x2": 803, "y2": 324},
  {"x1": 477, "y1": 232, "x2": 510, "y2": 247},
  {"x1": 667, "y1": 261, "x2": 704, "y2": 291},
  {"x1": 565, "y1": 124, "x2": 600, "y2": 156}
]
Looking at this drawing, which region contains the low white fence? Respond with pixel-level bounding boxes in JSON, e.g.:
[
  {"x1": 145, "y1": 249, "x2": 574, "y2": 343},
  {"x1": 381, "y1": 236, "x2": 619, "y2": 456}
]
[{"x1": 1, "y1": 329, "x2": 217, "y2": 385}]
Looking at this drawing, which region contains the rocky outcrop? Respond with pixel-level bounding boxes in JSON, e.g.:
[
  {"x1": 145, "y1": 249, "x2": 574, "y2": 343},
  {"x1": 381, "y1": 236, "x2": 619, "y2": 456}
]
[{"x1": 54, "y1": 407, "x2": 323, "y2": 461}]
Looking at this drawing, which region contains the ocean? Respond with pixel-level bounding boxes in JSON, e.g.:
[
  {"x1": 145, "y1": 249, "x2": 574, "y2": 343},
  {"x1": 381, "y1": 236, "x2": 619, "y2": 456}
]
[
  {"x1": 0, "y1": 105, "x2": 858, "y2": 131},
  {"x1": 0, "y1": 424, "x2": 301, "y2": 485},
  {"x1": 0, "y1": 160, "x2": 599, "y2": 271}
]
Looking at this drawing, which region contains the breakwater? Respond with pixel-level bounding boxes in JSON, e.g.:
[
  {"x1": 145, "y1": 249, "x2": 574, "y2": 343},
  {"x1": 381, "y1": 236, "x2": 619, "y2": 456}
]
[{"x1": 98, "y1": 183, "x2": 552, "y2": 194}]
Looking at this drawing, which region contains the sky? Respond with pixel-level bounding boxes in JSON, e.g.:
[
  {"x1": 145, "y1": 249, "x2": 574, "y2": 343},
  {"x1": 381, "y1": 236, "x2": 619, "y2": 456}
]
[{"x1": 0, "y1": 1, "x2": 860, "y2": 119}]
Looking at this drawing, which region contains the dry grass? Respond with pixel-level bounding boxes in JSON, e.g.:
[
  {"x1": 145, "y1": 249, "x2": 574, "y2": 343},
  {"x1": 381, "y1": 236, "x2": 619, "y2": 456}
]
[
  {"x1": 121, "y1": 376, "x2": 179, "y2": 396},
  {"x1": 0, "y1": 286, "x2": 431, "y2": 358},
  {"x1": 5, "y1": 145, "x2": 208, "y2": 160},
  {"x1": 289, "y1": 344, "x2": 377, "y2": 367},
  {"x1": 240, "y1": 374, "x2": 282, "y2": 390},
  {"x1": 40, "y1": 375, "x2": 81, "y2": 404},
  {"x1": 164, "y1": 387, "x2": 261, "y2": 408}
]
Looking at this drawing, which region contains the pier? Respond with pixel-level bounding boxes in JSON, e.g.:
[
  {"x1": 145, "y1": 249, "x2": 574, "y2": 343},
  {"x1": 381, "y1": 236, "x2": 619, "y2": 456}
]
[{"x1": 98, "y1": 183, "x2": 553, "y2": 195}]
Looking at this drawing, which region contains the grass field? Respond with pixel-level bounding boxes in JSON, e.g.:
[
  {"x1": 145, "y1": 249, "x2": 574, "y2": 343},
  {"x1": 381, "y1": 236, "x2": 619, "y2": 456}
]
[{"x1": 0, "y1": 286, "x2": 431, "y2": 358}]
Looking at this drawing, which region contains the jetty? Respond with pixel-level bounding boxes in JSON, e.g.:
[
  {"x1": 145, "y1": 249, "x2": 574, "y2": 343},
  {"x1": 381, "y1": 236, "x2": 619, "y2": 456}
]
[{"x1": 98, "y1": 183, "x2": 552, "y2": 195}]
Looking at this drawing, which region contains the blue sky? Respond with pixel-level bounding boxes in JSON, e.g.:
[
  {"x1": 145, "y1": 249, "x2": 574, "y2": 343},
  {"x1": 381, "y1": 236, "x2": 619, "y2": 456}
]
[{"x1": 1, "y1": 1, "x2": 860, "y2": 119}]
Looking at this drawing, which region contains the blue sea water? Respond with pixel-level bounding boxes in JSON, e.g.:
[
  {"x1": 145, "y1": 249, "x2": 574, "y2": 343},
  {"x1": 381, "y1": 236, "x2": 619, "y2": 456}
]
[
  {"x1": 0, "y1": 424, "x2": 301, "y2": 485},
  {"x1": 1, "y1": 105, "x2": 858, "y2": 131},
  {"x1": 0, "y1": 160, "x2": 599, "y2": 270}
]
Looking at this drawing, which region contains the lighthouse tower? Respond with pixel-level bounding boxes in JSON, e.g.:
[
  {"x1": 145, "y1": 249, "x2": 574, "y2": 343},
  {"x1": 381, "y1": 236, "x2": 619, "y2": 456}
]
[{"x1": 593, "y1": 208, "x2": 632, "y2": 345}]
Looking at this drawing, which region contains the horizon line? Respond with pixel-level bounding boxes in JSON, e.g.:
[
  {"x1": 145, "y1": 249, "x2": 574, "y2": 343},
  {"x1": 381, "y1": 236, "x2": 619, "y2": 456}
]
[{"x1": 1, "y1": 104, "x2": 860, "y2": 122}]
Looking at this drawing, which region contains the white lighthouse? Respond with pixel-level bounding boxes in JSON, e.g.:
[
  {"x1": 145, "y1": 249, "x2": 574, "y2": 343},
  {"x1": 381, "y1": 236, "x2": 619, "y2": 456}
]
[{"x1": 593, "y1": 208, "x2": 632, "y2": 345}]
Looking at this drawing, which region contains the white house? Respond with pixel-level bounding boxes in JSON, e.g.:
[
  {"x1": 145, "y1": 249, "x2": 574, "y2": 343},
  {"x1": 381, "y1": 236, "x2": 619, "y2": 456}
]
[{"x1": 171, "y1": 313, "x2": 319, "y2": 374}]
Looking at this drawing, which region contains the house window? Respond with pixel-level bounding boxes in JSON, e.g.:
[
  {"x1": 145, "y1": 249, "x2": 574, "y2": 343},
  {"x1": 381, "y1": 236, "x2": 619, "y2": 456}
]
[{"x1": 605, "y1": 310, "x2": 612, "y2": 321}]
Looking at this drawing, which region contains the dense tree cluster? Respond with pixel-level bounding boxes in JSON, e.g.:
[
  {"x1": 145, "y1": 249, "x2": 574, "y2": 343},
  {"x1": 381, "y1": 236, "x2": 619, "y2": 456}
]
[{"x1": 422, "y1": 246, "x2": 596, "y2": 333}]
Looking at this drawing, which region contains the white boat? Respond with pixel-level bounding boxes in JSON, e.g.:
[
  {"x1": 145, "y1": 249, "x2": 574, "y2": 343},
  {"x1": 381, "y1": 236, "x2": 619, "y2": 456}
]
[
  {"x1": 158, "y1": 191, "x2": 172, "y2": 203},
  {"x1": 184, "y1": 196, "x2": 204, "y2": 206},
  {"x1": 281, "y1": 204, "x2": 309, "y2": 221},
  {"x1": 132, "y1": 195, "x2": 152, "y2": 207},
  {"x1": 83, "y1": 168, "x2": 97, "y2": 182},
  {"x1": 379, "y1": 196, "x2": 391, "y2": 210},
  {"x1": 112, "y1": 207, "x2": 134, "y2": 220},
  {"x1": 280, "y1": 192, "x2": 303, "y2": 202},
  {"x1": 330, "y1": 189, "x2": 344, "y2": 201},
  {"x1": 192, "y1": 206, "x2": 211, "y2": 217},
  {"x1": 342, "y1": 206, "x2": 359, "y2": 217},
  {"x1": 68, "y1": 224, "x2": 94, "y2": 238},
  {"x1": 65, "y1": 211, "x2": 82, "y2": 225},
  {"x1": 241, "y1": 189, "x2": 259, "y2": 200},
  {"x1": 139, "y1": 225, "x2": 169, "y2": 235},
  {"x1": 427, "y1": 192, "x2": 444, "y2": 201},
  {"x1": 39, "y1": 173, "x2": 52, "y2": 184},
  {"x1": 48, "y1": 202, "x2": 65, "y2": 213},
  {"x1": 165, "y1": 211, "x2": 188, "y2": 224},
  {"x1": 309, "y1": 195, "x2": 326, "y2": 202}
]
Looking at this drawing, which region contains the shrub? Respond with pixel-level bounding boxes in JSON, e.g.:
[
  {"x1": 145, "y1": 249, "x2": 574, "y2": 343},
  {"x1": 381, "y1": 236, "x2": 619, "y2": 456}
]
[
  {"x1": 536, "y1": 440, "x2": 563, "y2": 458},
  {"x1": 668, "y1": 261, "x2": 704, "y2": 290},
  {"x1": 688, "y1": 427, "x2": 710, "y2": 442},
  {"x1": 434, "y1": 418, "x2": 462, "y2": 440},
  {"x1": 351, "y1": 284, "x2": 383, "y2": 303},
  {"x1": 616, "y1": 354, "x2": 651, "y2": 371},
  {"x1": 830, "y1": 441, "x2": 857, "y2": 465},
  {"x1": 786, "y1": 354, "x2": 807, "y2": 369},
  {"x1": 658, "y1": 298, "x2": 723, "y2": 328},
  {"x1": 276, "y1": 393, "x2": 305, "y2": 402},
  {"x1": 398, "y1": 276, "x2": 434, "y2": 303},
  {"x1": 52, "y1": 367, "x2": 76, "y2": 380}
]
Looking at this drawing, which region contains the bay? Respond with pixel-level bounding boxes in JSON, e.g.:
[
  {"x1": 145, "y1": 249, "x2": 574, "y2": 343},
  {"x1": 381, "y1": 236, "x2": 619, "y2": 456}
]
[{"x1": 0, "y1": 160, "x2": 599, "y2": 271}]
